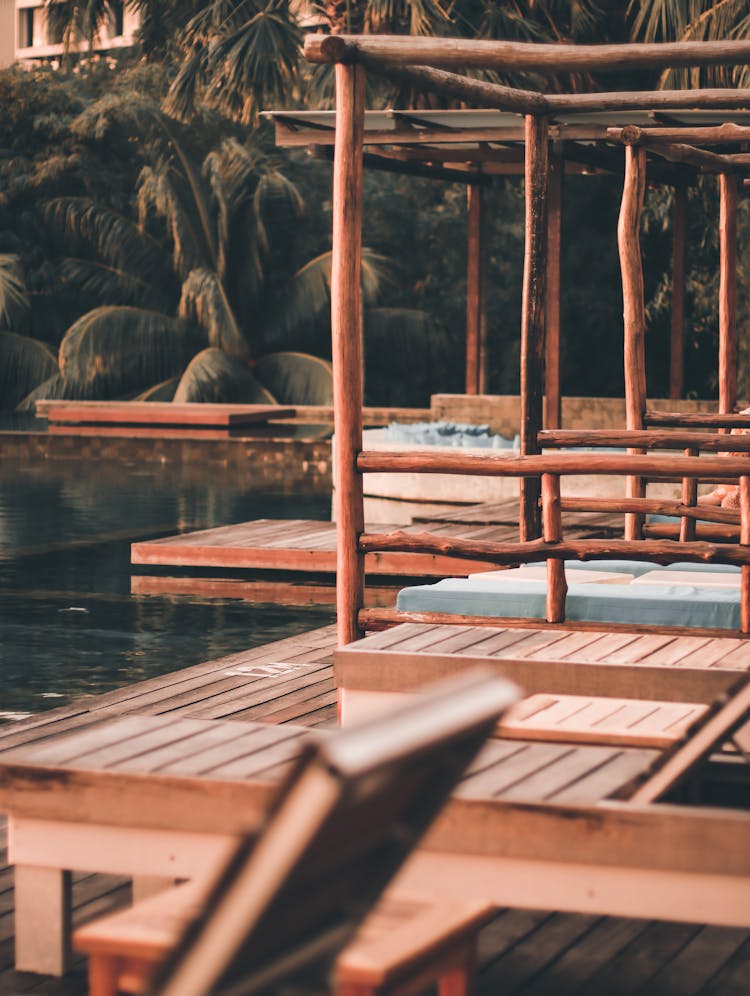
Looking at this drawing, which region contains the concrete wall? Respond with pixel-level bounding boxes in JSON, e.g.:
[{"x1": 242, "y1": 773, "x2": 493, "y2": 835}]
[
  {"x1": 431, "y1": 394, "x2": 725, "y2": 438},
  {"x1": 0, "y1": 0, "x2": 16, "y2": 67}
]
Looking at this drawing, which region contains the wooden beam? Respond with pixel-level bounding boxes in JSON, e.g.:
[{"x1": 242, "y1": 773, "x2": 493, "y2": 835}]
[
  {"x1": 331, "y1": 63, "x2": 367, "y2": 645},
  {"x1": 619, "y1": 142, "x2": 648, "y2": 539},
  {"x1": 545, "y1": 141, "x2": 563, "y2": 430},
  {"x1": 538, "y1": 427, "x2": 750, "y2": 452},
  {"x1": 520, "y1": 115, "x2": 548, "y2": 541},
  {"x1": 609, "y1": 123, "x2": 750, "y2": 145},
  {"x1": 541, "y1": 474, "x2": 566, "y2": 623},
  {"x1": 609, "y1": 128, "x2": 736, "y2": 172},
  {"x1": 314, "y1": 146, "x2": 487, "y2": 184},
  {"x1": 360, "y1": 59, "x2": 549, "y2": 115},
  {"x1": 719, "y1": 172, "x2": 739, "y2": 416},
  {"x1": 548, "y1": 90, "x2": 750, "y2": 113},
  {"x1": 619, "y1": 143, "x2": 648, "y2": 431},
  {"x1": 465, "y1": 182, "x2": 487, "y2": 394},
  {"x1": 356, "y1": 449, "x2": 750, "y2": 479},
  {"x1": 670, "y1": 184, "x2": 687, "y2": 399},
  {"x1": 644, "y1": 410, "x2": 750, "y2": 428},
  {"x1": 358, "y1": 530, "x2": 750, "y2": 567},
  {"x1": 304, "y1": 35, "x2": 750, "y2": 74}
]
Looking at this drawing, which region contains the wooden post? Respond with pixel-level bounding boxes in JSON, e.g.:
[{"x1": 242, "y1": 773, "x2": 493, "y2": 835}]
[
  {"x1": 680, "y1": 447, "x2": 698, "y2": 543},
  {"x1": 670, "y1": 184, "x2": 687, "y2": 400},
  {"x1": 520, "y1": 115, "x2": 548, "y2": 541},
  {"x1": 545, "y1": 140, "x2": 564, "y2": 430},
  {"x1": 741, "y1": 476, "x2": 750, "y2": 634},
  {"x1": 618, "y1": 142, "x2": 647, "y2": 540},
  {"x1": 465, "y1": 181, "x2": 487, "y2": 395},
  {"x1": 719, "y1": 172, "x2": 738, "y2": 417},
  {"x1": 542, "y1": 473, "x2": 566, "y2": 623},
  {"x1": 331, "y1": 63, "x2": 366, "y2": 645}
]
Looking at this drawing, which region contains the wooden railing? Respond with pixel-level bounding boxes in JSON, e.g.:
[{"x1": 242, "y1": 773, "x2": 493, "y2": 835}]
[
  {"x1": 538, "y1": 428, "x2": 750, "y2": 542},
  {"x1": 352, "y1": 447, "x2": 750, "y2": 638}
]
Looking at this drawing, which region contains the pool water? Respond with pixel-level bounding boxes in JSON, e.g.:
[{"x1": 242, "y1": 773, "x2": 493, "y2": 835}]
[{"x1": 0, "y1": 458, "x2": 335, "y2": 718}]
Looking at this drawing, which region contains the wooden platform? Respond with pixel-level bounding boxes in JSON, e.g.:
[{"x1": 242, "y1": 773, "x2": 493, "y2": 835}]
[
  {"x1": 1, "y1": 624, "x2": 749, "y2": 992},
  {"x1": 35, "y1": 401, "x2": 295, "y2": 428},
  {"x1": 2, "y1": 815, "x2": 748, "y2": 996},
  {"x1": 336, "y1": 622, "x2": 750, "y2": 704},
  {"x1": 131, "y1": 512, "x2": 619, "y2": 577}
]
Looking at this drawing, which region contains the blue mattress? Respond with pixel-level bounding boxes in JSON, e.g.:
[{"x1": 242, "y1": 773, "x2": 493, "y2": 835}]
[
  {"x1": 397, "y1": 578, "x2": 741, "y2": 630},
  {"x1": 558, "y1": 559, "x2": 740, "y2": 577}
]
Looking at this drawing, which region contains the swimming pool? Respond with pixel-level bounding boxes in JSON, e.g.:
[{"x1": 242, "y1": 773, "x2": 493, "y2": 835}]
[{"x1": 0, "y1": 457, "x2": 335, "y2": 718}]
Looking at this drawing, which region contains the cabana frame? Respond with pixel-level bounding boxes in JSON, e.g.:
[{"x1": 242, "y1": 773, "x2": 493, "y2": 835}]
[{"x1": 301, "y1": 35, "x2": 750, "y2": 644}]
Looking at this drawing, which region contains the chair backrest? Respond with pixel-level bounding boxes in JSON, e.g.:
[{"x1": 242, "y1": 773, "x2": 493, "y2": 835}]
[{"x1": 150, "y1": 670, "x2": 519, "y2": 996}]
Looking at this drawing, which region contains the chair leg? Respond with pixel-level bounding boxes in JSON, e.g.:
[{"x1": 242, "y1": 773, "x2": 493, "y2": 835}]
[
  {"x1": 14, "y1": 865, "x2": 72, "y2": 975},
  {"x1": 88, "y1": 954, "x2": 122, "y2": 996}
]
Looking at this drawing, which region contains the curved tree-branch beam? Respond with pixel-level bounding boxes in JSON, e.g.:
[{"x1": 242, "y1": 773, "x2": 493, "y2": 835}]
[
  {"x1": 356, "y1": 450, "x2": 750, "y2": 480},
  {"x1": 359, "y1": 530, "x2": 750, "y2": 567},
  {"x1": 304, "y1": 35, "x2": 750, "y2": 74}
]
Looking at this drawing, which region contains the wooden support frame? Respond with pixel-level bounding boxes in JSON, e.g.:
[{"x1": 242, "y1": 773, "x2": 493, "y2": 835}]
[
  {"x1": 331, "y1": 63, "x2": 367, "y2": 645},
  {"x1": 670, "y1": 184, "x2": 687, "y2": 399},
  {"x1": 520, "y1": 115, "x2": 548, "y2": 541},
  {"x1": 545, "y1": 141, "x2": 564, "y2": 430},
  {"x1": 719, "y1": 172, "x2": 739, "y2": 416},
  {"x1": 619, "y1": 142, "x2": 648, "y2": 540},
  {"x1": 465, "y1": 181, "x2": 487, "y2": 394},
  {"x1": 305, "y1": 35, "x2": 750, "y2": 74}
]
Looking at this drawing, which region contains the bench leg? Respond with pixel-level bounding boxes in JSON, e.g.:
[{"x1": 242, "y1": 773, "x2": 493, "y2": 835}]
[
  {"x1": 88, "y1": 954, "x2": 122, "y2": 996},
  {"x1": 14, "y1": 865, "x2": 72, "y2": 975}
]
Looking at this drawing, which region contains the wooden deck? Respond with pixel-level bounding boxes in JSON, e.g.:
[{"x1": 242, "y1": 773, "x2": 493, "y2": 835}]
[
  {"x1": 336, "y1": 622, "x2": 750, "y2": 703},
  {"x1": 131, "y1": 504, "x2": 621, "y2": 577},
  {"x1": 35, "y1": 401, "x2": 295, "y2": 428},
  {"x1": 0, "y1": 624, "x2": 749, "y2": 992}
]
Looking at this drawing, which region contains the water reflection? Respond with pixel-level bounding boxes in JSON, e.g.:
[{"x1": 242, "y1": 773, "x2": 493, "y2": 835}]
[{"x1": 0, "y1": 459, "x2": 334, "y2": 714}]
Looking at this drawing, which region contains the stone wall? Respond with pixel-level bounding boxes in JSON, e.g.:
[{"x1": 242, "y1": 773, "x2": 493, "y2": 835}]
[{"x1": 431, "y1": 394, "x2": 725, "y2": 437}]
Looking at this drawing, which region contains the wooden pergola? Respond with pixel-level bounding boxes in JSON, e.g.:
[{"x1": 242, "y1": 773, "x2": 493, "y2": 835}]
[
  {"x1": 265, "y1": 104, "x2": 734, "y2": 414},
  {"x1": 300, "y1": 35, "x2": 750, "y2": 643}
]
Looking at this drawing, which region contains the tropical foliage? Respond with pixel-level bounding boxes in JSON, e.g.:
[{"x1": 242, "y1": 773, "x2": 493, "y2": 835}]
[{"x1": 4, "y1": 1, "x2": 750, "y2": 410}]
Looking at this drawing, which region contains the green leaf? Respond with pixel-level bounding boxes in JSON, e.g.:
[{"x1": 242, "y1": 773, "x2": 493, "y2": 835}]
[
  {"x1": 174, "y1": 347, "x2": 276, "y2": 403},
  {"x1": 254, "y1": 351, "x2": 333, "y2": 405},
  {"x1": 0, "y1": 255, "x2": 31, "y2": 331},
  {"x1": 179, "y1": 268, "x2": 248, "y2": 359},
  {"x1": 258, "y1": 249, "x2": 389, "y2": 354},
  {"x1": 0, "y1": 331, "x2": 59, "y2": 411},
  {"x1": 16, "y1": 372, "x2": 83, "y2": 412},
  {"x1": 59, "y1": 306, "x2": 204, "y2": 398},
  {"x1": 135, "y1": 375, "x2": 180, "y2": 401}
]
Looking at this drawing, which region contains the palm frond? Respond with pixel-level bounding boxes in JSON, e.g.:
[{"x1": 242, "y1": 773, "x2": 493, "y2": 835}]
[
  {"x1": 135, "y1": 375, "x2": 180, "y2": 401},
  {"x1": 55, "y1": 257, "x2": 174, "y2": 311},
  {"x1": 58, "y1": 305, "x2": 204, "y2": 398},
  {"x1": 174, "y1": 346, "x2": 276, "y2": 403},
  {"x1": 257, "y1": 249, "x2": 387, "y2": 354},
  {"x1": 16, "y1": 372, "x2": 83, "y2": 412},
  {"x1": 137, "y1": 163, "x2": 214, "y2": 280},
  {"x1": 45, "y1": 198, "x2": 172, "y2": 292},
  {"x1": 0, "y1": 331, "x2": 59, "y2": 411},
  {"x1": 167, "y1": 0, "x2": 301, "y2": 125},
  {"x1": 179, "y1": 268, "x2": 249, "y2": 359},
  {"x1": 254, "y1": 351, "x2": 333, "y2": 404},
  {"x1": 0, "y1": 255, "x2": 31, "y2": 331}
]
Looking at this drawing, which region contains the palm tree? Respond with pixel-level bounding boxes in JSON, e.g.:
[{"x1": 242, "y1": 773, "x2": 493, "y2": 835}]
[
  {"x1": 629, "y1": 0, "x2": 750, "y2": 88},
  {"x1": 16, "y1": 99, "x2": 391, "y2": 408}
]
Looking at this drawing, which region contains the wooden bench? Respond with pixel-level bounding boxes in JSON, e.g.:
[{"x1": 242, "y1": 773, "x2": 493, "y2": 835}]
[{"x1": 74, "y1": 879, "x2": 493, "y2": 996}]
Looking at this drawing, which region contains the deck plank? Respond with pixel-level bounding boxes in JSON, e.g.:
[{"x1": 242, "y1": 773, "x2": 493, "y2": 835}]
[{"x1": 35, "y1": 401, "x2": 295, "y2": 428}]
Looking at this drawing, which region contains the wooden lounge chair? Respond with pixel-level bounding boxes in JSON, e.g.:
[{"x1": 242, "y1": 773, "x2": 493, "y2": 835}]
[{"x1": 0, "y1": 671, "x2": 517, "y2": 981}]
